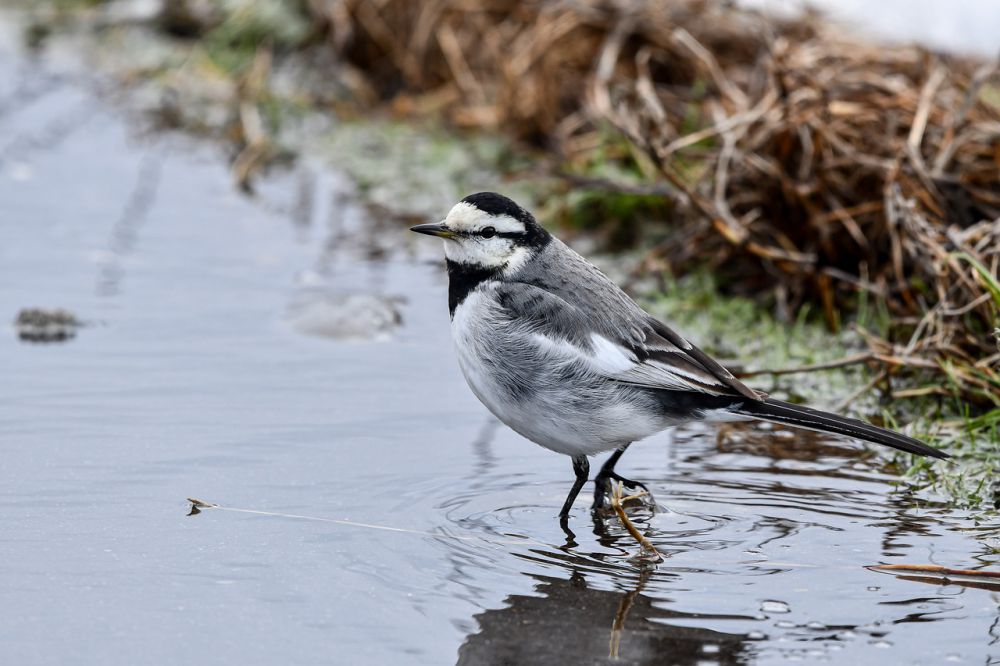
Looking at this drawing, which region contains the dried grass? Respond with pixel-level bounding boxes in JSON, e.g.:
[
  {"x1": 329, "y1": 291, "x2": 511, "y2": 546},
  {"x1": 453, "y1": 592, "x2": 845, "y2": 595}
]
[{"x1": 305, "y1": 0, "x2": 1000, "y2": 407}]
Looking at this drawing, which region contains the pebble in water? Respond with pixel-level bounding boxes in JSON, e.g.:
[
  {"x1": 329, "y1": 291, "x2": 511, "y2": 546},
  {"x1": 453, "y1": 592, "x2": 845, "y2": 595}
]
[
  {"x1": 14, "y1": 308, "x2": 82, "y2": 342},
  {"x1": 760, "y1": 599, "x2": 791, "y2": 614}
]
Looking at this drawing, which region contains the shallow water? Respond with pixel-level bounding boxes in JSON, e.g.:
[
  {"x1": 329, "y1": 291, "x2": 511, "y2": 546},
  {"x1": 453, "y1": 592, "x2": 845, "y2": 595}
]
[{"x1": 2, "y1": 15, "x2": 999, "y2": 666}]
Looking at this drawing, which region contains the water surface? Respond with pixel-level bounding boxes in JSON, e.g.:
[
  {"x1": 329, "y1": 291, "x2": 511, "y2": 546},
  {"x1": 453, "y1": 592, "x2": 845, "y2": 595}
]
[{"x1": 2, "y1": 15, "x2": 999, "y2": 666}]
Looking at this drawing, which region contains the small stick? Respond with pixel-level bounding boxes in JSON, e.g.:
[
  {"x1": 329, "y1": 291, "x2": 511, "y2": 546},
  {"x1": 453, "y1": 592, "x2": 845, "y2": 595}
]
[
  {"x1": 736, "y1": 352, "x2": 874, "y2": 378},
  {"x1": 871, "y1": 564, "x2": 1000, "y2": 578},
  {"x1": 610, "y1": 483, "x2": 661, "y2": 562},
  {"x1": 868, "y1": 564, "x2": 1000, "y2": 591},
  {"x1": 184, "y1": 498, "x2": 547, "y2": 547}
]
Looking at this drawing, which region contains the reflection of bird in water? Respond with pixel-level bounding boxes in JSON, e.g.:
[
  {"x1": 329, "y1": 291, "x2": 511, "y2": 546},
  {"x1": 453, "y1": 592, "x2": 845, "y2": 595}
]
[
  {"x1": 457, "y1": 570, "x2": 748, "y2": 665},
  {"x1": 96, "y1": 151, "x2": 162, "y2": 297},
  {"x1": 284, "y1": 169, "x2": 406, "y2": 341},
  {"x1": 470, "y1": 417, "x2": 500, "y2": 478}
]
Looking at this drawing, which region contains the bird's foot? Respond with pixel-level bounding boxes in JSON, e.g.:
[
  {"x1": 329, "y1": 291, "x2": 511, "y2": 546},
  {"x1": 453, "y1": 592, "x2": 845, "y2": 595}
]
[{"x1": 592, "y1": 473, "x2": 655, "y2": 515}]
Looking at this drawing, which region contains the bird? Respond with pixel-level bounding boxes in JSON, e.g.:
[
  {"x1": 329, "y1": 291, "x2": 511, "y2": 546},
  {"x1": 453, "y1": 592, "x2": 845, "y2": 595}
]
[{"x1": 410, "y1": 192, "x2": 948, "y2": 522}]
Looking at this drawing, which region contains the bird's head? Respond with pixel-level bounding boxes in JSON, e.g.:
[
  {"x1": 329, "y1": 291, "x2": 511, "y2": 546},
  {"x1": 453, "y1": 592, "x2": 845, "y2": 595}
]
[{"x1": 410, "y1": 192, "x2": 550, "y2": 271}]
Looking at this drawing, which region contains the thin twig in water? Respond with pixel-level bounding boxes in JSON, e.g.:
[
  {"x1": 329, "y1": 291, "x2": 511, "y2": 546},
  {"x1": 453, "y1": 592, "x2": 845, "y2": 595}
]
[
  {"x1": 868, "y1": 564, "x2": 1000, "y2": 592},
  {"x1": 609, "y1": 483, "x2": 661, "y2": 562},
  {"x1": 185, "y1": 498, "x2": 546, "y2": 547}
]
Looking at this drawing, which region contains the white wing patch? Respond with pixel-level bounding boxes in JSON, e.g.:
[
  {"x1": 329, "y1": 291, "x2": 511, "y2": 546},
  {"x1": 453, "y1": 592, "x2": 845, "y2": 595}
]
[
  {"x1": 527, "y1": 333, "x2": 636, "y2": 376},
  {"x1": 588, "y1": 334, "x2": 638, "y2": 374},
  {"x1": 588, "y1": 333, "x2": 729, "y2": 394},
  {"x1": 528, "y1": 332, "x2": 579, "y2": 359},
  {"x1": 529, "y1": 331, "x2": 729, "y2": 394}
]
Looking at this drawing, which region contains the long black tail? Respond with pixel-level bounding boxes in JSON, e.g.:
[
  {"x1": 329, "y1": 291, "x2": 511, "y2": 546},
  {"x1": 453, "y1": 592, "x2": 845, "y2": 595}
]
[{"x1": 734, "y1": 397, "x2": 948, "y2": 459}]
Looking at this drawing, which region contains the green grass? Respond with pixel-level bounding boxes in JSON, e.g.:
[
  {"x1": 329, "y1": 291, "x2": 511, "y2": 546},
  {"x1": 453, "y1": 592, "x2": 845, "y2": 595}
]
[
  {"x1": 952, "y1": 252, "x2": 1000, "y2": 310},
  {"x1": 321, "y1": 120, "x2": 539, "y2": 220},
  {"x1": 897, "y1": 402, "x2": 999, "y2": 513},
  {"x1": 643, "y1": 272, "x2": 863, "y2": 403},
  {"x1": 201, "y1": 0, "x2": 311, "y2": 74},
  {"x1": 981, "y1": 84, "x2": 1000, "y2": 111}
]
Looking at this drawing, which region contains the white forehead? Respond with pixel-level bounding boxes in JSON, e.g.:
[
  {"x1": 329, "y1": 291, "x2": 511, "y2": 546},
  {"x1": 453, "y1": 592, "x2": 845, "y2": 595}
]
[{"x1": 445, "y1": 202, "x2": 526, "y2": 233}]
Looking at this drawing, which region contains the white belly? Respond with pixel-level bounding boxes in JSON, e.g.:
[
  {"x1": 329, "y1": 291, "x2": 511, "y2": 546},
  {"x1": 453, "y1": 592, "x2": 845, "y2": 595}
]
[{"x1": 451, "y1": 290, "x2": 667, "y2": 456}]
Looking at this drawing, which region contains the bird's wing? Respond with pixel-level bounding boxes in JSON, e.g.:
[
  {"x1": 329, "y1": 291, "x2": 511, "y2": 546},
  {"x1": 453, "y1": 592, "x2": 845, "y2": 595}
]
[
  {"x1": 623, "y1": 316, "x2": 762, "y2": 400},
  {"x1": 494, "y1": 282, "x2": 762, "y2": 400}
]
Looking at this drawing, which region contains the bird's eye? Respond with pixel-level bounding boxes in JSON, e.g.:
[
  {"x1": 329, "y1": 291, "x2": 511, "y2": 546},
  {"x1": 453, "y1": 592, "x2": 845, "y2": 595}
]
[{"x1": 480, "y1": 226, "x2": 497, "y2": 239}]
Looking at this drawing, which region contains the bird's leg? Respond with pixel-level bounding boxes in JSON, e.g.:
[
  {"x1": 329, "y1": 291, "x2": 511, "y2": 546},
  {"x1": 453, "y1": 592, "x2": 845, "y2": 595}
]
[
  {"x1": 558, "y1": 455, "x2": 590, "y2": 521},
  {"x1": 592, "y1": 443, "x2": 653, "y2": 512}
]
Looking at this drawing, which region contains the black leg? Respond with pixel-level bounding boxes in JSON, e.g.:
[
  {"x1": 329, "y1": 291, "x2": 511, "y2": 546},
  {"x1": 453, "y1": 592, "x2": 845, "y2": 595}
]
[
  {"x1": 558, "y1": 455, "x2": 590, "y2": 520},
  {"x1": 592, "y1": 443, "x2": 652, "y2": 511}
]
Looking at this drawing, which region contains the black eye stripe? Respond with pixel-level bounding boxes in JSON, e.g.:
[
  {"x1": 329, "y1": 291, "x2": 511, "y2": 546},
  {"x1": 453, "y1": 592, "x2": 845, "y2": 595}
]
[{"x1": 453, "y1": 229, "x2": 525, "y2": 239}]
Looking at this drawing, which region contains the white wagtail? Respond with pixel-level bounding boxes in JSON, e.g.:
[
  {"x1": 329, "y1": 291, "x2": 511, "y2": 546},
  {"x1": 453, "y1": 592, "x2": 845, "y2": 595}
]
[{"x1": 411, "y1": 192, "x2": 947, "y2": 521}]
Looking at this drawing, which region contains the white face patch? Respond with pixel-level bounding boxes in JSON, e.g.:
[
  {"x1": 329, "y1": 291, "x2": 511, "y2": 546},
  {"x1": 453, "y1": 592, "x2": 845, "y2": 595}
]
[
  {"x1": 445, "y1": 202, "x2": 526, "y2": 234},
  {"x1": 440, "y1": 202, "x2": 528, "y2": 268}
]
